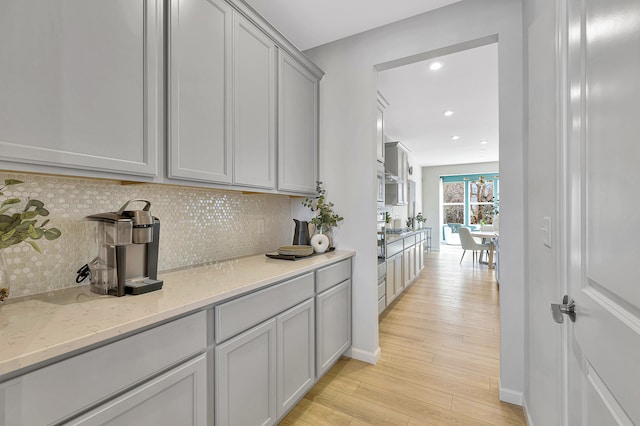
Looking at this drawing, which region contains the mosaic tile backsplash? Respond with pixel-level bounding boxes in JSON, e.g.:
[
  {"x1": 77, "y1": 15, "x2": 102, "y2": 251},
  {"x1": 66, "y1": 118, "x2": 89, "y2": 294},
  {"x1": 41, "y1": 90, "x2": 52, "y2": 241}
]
[{"x1": 0, "y1": 172, "x2": 295, "y2": 299}]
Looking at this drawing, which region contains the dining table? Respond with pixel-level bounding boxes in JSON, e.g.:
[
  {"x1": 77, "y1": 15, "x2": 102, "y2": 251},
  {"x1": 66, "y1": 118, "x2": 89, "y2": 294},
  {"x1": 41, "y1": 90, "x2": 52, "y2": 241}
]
[{"x1": 470, "y1": 230, "x2": 499, "y2": 268}]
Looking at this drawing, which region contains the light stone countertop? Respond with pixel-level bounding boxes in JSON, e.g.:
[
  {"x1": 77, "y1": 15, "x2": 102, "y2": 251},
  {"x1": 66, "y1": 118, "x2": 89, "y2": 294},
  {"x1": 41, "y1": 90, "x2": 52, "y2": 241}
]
[{"x1": 0, "y1": 249, "x2": 355, "y2": 379}]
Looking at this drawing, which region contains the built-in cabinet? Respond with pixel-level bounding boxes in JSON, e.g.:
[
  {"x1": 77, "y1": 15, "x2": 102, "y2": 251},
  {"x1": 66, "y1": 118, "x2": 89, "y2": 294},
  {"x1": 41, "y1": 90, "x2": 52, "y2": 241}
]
[
  {"x1": 1, "y1": 258, "x2": 353, "y2": 426},
  {"x1": 278, "y1": 51, "x2": 319, "y2": 194},
  {"x1": 383, "y1": 231, "x2": 426, "y2": 313},
  {"x1": 0, "y1": 0, "x2": 322, "y2": 196},
  {"x1": 0, "y1": 0, "x2": 162, "y2": 177},
  {"x1": 385, "y1": 142, "x2": 409, "y2": 205}
]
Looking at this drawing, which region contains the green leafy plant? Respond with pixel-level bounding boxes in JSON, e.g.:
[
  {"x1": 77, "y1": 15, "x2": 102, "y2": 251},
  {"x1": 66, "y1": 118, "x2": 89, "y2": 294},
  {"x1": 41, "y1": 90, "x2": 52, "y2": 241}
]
[
  {"x1": 0, "y1": 179, "x2": 62, "y2": 253},
  {"x1": 415, "y1": 212, "x2": 426, "y2": 224},
  {"x1": 302, "y1": 181, "x2": 344, "y2": 232}
]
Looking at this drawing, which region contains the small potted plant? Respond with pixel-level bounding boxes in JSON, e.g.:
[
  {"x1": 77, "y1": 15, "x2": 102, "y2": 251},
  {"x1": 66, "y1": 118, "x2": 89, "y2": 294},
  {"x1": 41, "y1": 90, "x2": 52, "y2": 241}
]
[
  {"x1": 302, "y1": 181, "x2": 344, "y2": 252},
  {"x1": 415, "y1": 212, "x2": 426, "y2": 229},
  {"x1": 0, "y1": 179, "x2": 62, "y2": 302}
]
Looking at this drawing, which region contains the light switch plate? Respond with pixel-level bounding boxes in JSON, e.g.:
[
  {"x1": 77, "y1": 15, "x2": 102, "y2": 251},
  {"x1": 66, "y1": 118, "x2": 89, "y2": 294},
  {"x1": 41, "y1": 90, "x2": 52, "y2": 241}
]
[{"x1": 542, "y1": 216, "x2": 552, "y2": 248}]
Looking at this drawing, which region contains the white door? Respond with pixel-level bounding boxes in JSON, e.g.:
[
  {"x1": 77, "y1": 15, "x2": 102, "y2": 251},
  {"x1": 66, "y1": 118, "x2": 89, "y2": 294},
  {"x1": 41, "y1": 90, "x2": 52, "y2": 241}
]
[{"x1": 562, "y1": 0, "x2": 640, "y2": 423}]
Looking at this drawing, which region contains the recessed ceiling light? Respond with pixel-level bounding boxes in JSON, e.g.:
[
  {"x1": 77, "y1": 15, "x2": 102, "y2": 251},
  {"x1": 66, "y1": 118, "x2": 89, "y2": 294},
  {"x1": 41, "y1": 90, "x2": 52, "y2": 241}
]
[
  {"x1": 444, "y1": 110, "x2": 455, "y2": 117},
  {"x1": 480, "y1": 140, "x2": 489, "y2": 144},
  {"x1": 429, "y1": 61, "x2": 443, "y2": 71},
  {"x1": 451, "y1": 135, "x2": 460, "y2": 140}
]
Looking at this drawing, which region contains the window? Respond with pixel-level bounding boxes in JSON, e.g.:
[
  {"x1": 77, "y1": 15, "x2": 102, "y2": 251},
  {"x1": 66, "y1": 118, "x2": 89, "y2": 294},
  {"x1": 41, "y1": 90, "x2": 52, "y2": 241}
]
[{"x1": 441, "y1": 174, "x2": 499, "y2": 226}]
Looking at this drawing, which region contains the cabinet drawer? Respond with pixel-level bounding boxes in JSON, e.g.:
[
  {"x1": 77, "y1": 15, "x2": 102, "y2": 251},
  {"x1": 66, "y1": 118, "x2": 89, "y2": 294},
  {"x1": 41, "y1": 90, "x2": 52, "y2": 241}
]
[
  {"x1": 378, "y1": 295, "x2": 386, "y2": 315},
  {"x1": 404, "y1": 235, "x2": 416, "y2": 247},
  {"x1": 1, "y1": 311, "x2": 207, "y2": 426},
  {"x1": 215, "y1": 272, "x2": 314, "y2": 343},
  {"x1": 315, "y1": 259, "x2": 351, "y2": 293},
  {"x1": 377, "y1": 280, "x2": 386, "y2": 299},
  {"x1": 387, "y1": 240, "x2": 403, "y2": 257}
]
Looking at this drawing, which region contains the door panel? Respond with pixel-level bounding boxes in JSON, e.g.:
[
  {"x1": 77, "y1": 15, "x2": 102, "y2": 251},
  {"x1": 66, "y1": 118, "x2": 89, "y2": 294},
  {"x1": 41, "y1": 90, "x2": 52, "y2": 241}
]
[{"x1": 565, "y1": 0, "x2": 640, "y2": 423}]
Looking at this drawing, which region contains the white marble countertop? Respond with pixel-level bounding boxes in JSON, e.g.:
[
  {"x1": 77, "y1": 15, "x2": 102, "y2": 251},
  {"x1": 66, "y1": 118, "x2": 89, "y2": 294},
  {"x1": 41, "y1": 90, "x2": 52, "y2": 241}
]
[{"x1": 0, "y1": 250, "x2": 355, "y2": 379}]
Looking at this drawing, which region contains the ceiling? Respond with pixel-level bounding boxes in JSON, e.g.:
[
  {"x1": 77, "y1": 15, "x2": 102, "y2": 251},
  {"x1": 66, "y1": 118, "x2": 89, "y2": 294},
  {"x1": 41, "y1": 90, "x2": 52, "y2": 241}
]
[
  {"x1": 378, "y1": 44, "x2": 499, "y2": 167},
  {"x1": 243, "y1": 0, "x2": 498, "y2": 168}
]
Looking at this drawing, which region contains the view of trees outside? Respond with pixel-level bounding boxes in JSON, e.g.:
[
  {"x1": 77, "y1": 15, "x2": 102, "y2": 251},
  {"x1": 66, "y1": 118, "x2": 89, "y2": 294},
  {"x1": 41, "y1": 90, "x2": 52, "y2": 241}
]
[
  {"x1": 443, "y1": 182, "x2": 464, "y2": 223},
  {"x1": 442, "y1": 179, "x2": 498, "y2": 225},
  {"x1": 469, "y1": 180, "x2": 496, "y2": 225}
]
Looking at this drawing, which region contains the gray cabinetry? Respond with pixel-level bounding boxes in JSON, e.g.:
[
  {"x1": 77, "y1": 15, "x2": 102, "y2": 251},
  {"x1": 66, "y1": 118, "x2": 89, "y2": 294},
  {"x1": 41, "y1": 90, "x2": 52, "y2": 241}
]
[
  {"x1": 316, "y1": 279, "x2": 352, "y2": 377},
  {"x1": 277, "y1": 298, "x2": 315, "y2": 418},
  {"x1": 70, "y1": 355, "x2": 207, "y2": 426},
  {"x1": 278, "y1": 51, "x2": 320, "y2": 194},
  {"x1": 215, "y1": 319, "x2": 277, "y2": 426},
  {"x1": 233, "y1": 12, "x2": 277, "y2": 189},
  {"x1": 0, "y1": 0, "x2": 161, "y2": 178},
  {"x1": 0, "y1": 312, "x2": 207, "y2": 425},
  {"x1": 168, "y1": 0, "x2": 233, "y2": 184},
  {"x1": 385, "y1": 142, "x2": 408, "y2": 205},
  {"x1": 376, "y1": 92, "x2": 390, "y2": 164}
]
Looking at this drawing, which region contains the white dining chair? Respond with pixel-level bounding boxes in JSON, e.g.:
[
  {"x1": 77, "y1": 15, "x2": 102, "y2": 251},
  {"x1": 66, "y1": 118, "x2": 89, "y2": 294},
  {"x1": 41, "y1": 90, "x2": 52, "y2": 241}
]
[{"x1": 458, "y1": 227, "x2": 491, "y2": 265}]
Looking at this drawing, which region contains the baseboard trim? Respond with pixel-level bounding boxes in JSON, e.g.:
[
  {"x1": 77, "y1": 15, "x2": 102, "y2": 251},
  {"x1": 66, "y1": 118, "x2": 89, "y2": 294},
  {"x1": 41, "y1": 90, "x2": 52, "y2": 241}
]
[
  {"x1": 522, "y1": 395, "x2": 533, "y2": 425},
  {"x1": 345, "y1": 346, "x2": 381, "y2": 365},
  {"x1": 499, "y1": 380, "x2": 523, "y2": 406}
]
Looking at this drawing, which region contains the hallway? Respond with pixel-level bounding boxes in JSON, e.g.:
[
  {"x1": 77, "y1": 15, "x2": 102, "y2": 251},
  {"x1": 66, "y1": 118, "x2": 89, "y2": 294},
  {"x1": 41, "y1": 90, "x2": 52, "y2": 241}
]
[{"x1": 280, "y1": 245, "x2": 526, "y2": 425}]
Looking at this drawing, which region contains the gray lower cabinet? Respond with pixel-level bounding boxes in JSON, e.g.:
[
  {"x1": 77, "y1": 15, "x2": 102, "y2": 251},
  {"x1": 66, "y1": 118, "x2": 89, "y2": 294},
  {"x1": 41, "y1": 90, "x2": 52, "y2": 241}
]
[
  {"x1": 214, "y1": 298, "x2": 315, "y2": 426},
  {"x1": 69, "y1": 354, "x2": 207, "y2": 426},
  {"x1": 386, "y1": 253, "x2": 402, "y2": 306},
  {"x1": 215, "y1": 319, "x2": 278, "y2": 426},
  {"x1": 277, "y1": 50, "x2": 319, "y2": 194},
  {"x1": 316, "y1": 279, "x2": 352, "y2": 377},
  {"x1": 0, "y1": 0, "x2": 161, "y2": 177},
  {"x1": 277, "y1": 298, "x2": 315, "y2": 418}
]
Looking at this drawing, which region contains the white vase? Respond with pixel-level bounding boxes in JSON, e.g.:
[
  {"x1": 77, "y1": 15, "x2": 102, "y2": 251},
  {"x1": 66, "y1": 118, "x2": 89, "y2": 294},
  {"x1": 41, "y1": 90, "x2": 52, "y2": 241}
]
[{"x1": 310, "y1": 232, "x2": 330, "y2": 253}]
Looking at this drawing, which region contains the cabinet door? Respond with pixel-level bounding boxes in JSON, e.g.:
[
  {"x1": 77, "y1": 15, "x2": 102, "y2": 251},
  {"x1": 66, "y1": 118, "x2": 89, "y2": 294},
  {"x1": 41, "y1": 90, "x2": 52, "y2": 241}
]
[
  {"x1": 278, "y1": 51, "x2": 319, "y2": 194},
  {"x1": 385, "y1": 257, "x2": 397, "y2": 305},
  {"x1": 69, "y1": 355, "x2": 207, "y2": 426},
  {"x1": 316, "y1": 280, "x2": 351, "y2": 377},
  {"x1": 233, "y1": 13, "x2": 276, "y2": 189},
  {"x1": 216, "y1": 319, "x2": 277, "y2": 426},
  {"x1": 376, "y1": 100, "x2": 385, "y2": 164},
  {"x1": 403, "y1": 247, "x2": 412, "y2": 289},
  {"x1": 0, "y1": 0, "x2": 160, "y2": 177},
  {"x1": 393, "y1": 254, "x2": 403, "y2": 296},
  {"x1": 277, "y1": 299, "x2": 315, "y2": 418},
  {"x1": 168, "y1": 0, "x2": 233, "y2": 184}
]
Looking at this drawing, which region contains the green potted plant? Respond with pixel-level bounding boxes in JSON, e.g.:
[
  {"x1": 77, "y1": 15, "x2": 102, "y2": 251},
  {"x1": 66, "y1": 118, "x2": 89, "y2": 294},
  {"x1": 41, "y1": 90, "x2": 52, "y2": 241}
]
[
  {"x1": 302, "y1": 181, "x2": 344, "y2": 252},
  {"x1": 0, "y1": 179, "x2": 62, "y2": 301},
  {"x1": 415, "y1": 212, "x2": 426, "y2": 229}
]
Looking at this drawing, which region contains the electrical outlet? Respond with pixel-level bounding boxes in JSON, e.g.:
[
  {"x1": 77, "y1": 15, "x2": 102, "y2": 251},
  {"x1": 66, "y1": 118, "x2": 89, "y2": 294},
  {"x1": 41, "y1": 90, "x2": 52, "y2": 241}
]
[{"x1": 257, "y1": 218, "x2": 264, "y2": 234}]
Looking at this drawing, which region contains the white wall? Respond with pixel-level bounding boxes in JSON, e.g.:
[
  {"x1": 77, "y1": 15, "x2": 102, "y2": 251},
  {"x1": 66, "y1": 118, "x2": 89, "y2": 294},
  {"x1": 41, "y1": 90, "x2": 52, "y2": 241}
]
[
  {"x1": 306, "y1": 0, "x2": 525, "y2": 401},
  {"x1": 523, "y1": 0, "x2": 563, "y2": 423},
  {"x1": 421, "y1": 161, "x2": 499, "y2": 248}
]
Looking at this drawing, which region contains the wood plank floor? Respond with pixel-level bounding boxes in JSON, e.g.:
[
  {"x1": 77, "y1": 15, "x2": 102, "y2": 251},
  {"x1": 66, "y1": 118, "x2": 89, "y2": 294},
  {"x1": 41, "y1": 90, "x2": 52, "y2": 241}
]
[{"x1": 280, "y1": 245, "x2": 526, "y2": 425}]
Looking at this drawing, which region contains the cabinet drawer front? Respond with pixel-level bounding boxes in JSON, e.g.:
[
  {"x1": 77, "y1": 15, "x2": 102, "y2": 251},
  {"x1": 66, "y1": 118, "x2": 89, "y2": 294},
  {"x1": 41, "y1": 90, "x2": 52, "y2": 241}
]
[
  {"x1": 377, "y1": 280, "x2": 386, "y2": 299},
  {"x1": 387, "y1": 240, "x2": 403, "y2": 257},
  {"x1": 404, "y1": 235, "x2": 416, "y2": 247},
  {"x1": 1, "y1": 311, "x2": 207, "y2": 426},
  {"x1": 378, "y1": 295, "x2": 386, "y2": 315},
  {"x1": 215, "y1": 272, "x2": 314, "y2": 343},
  {"x1": 315, "y1": 259, "x2": 351, "y2": 294}
]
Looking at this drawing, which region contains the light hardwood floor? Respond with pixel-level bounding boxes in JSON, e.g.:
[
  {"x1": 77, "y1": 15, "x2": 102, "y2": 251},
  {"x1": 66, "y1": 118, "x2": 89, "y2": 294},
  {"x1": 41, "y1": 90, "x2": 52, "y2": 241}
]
[{"x1": 280, "y1": 244, "x2": 526, "y2": 425}]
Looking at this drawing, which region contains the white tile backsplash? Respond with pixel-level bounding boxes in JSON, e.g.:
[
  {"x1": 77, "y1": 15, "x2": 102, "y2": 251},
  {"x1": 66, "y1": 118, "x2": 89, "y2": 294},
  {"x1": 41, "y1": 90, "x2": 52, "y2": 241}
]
[{"x1": 0, "y1": 172, "x2": 295, "y2": 299}]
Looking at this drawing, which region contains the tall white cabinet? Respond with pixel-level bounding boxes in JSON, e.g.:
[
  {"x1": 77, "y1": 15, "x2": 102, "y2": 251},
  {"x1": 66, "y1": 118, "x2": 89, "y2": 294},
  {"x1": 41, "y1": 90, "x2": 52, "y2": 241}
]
[
  {"x1": 168, "y1": 0, "x2": 233, "y2": 183},
  {"x1": 278, "y1": 51, "x2": 319, "y2": 194},
  {"x1": 0, "y1": 0, "x2": 161, "y2": 177}
]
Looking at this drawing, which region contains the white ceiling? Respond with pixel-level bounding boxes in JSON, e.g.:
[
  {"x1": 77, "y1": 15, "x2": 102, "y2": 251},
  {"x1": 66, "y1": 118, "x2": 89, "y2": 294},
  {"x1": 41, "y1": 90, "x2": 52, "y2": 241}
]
[
  {"x1": 243, "y1": 0, "x2": 498, "y2": 168},
  {"x1": 378, "y1": 44, "x2": 499, "y2": 167}
]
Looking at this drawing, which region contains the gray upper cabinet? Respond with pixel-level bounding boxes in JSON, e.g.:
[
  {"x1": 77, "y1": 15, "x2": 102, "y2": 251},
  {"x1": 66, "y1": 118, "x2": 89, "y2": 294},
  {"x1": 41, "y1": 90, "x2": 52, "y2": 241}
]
[
  {"x1": 278, "y1": 51, "x2": 319, "y2": 194},
  {"x1": 233, "y1": 12, "x2": 277, "y2": 189},
  {"x1": 376, "y1": 92, "x2": 389, "y2": 164},
  {"x1": 168, "y1": 0, "x2": 233, "y2": 184},
  {"x1": 0, "y1": 0, "x2": 161, "y2": 177}
]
